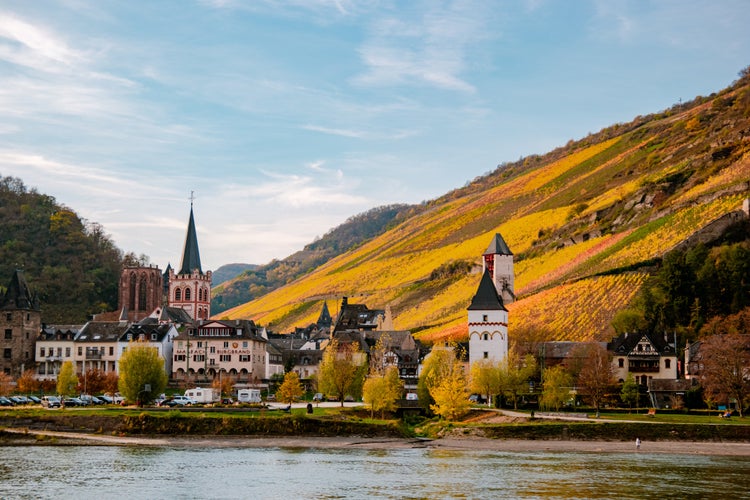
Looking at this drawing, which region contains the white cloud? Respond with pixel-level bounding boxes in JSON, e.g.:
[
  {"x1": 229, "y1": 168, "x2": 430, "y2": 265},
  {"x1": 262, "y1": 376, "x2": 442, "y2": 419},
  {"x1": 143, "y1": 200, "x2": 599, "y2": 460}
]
[
  {"x1": 302, "y1": 124, "x2": 366, "y2": 138},
  {"x1": 0, "y1": 13, "x2": 84, "y2": 72}
]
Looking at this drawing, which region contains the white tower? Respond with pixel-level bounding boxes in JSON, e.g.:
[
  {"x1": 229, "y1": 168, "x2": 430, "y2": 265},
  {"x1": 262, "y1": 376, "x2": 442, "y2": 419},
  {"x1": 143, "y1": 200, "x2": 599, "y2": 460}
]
[{"x1": 468, "y1": 233, "x2": 513, "y2": 367}]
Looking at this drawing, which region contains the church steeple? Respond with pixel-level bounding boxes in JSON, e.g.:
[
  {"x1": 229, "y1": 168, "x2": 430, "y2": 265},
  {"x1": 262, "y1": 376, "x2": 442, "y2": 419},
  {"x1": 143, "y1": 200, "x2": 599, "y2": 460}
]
[{"x1": 178, "y1": 204, "x2": 203, "y2": 275}]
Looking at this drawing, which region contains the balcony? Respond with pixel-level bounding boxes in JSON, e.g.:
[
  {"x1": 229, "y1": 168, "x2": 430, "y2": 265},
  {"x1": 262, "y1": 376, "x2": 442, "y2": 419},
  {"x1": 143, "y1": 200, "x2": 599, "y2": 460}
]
[{"x1": 85, "y1": 351, "x2": 103, "y2": 360}]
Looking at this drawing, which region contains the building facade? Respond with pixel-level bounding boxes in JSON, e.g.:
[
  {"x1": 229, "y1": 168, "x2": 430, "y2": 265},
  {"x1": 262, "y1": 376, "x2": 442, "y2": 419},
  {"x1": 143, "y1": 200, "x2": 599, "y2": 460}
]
[
  {"x1": 0, "y1": 270, "x2": 41, "y2": 377},
  {"x1": 167, "y1": 205, "x2": 212, "y2": 320}
]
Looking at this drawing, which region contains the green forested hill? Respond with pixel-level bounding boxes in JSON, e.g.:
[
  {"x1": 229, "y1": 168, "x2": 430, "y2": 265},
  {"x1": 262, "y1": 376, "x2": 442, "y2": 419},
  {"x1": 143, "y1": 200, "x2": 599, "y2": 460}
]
[{"x1": 0, "y1": 176, "x2": 122, "y2": 323}]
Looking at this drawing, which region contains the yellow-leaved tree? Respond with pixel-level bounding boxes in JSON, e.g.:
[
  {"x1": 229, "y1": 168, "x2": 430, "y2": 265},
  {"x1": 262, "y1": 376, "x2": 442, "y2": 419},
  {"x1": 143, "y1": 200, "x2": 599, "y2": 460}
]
[
  {"x1": 417, "y1": 344, "x2": 464, "y2": 413},
  {"x1": 57, "y1": 361, "x2": 79, "y2": 397},
  {"x1": 363, "y1": 365, "x2": 403, "y2": 419},
  {"x1": 277, "y1": 371, "x2": 304, "y2": 405},
  {"x1": 470, "y1": 359, "x2": 501, "y2": 406},
  {"x1": 430, "y1": 359, "x2": 471, "y2": 421},
  {"x1": 318, "y1": 338, "x2": 367, "y2": 407},
  {"x1": 118, "y1": 343, "x2": 167, "y2": 405},
  {"x1": 539, "y1": 365, "x2": 572, "y2": 411}
]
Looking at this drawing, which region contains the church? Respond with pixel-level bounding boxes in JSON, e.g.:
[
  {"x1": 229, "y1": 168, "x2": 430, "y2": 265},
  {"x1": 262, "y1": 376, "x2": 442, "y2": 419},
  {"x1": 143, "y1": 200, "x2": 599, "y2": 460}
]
[
  {"x1": 467, "y1": 233, "x2": 514, "y2": 367},
  {"x1": 111, "y1": 201, "x2": 212, "y2": 322}
]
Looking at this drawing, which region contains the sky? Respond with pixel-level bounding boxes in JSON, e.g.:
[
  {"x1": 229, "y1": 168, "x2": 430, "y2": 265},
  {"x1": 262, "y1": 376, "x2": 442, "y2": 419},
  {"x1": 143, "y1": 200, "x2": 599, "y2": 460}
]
[{"x1": 0, "y1": 1, "x2": 748, "y2": 272}]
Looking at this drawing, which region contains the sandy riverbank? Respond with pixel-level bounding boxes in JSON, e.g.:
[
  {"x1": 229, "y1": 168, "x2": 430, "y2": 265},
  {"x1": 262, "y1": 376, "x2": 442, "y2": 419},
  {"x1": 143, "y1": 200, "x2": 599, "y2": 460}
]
[{"x1": 3, "y1": 428, "x2": 750, "y2": 456}]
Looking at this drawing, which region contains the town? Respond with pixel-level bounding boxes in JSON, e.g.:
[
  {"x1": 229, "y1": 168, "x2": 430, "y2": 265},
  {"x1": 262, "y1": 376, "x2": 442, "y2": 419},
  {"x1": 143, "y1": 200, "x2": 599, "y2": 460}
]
[{"x1": 1, "y1": 201, "x2": 731, "y2": 414}]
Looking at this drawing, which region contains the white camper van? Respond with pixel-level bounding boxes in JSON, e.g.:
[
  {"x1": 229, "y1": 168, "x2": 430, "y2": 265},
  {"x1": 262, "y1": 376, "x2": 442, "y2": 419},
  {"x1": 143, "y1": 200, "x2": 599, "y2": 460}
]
[
  {"x1": 237, "y1": 389, "x2": 262, "y2": 403},
  {"x1": 184, "y1": 388, "x2": 219, "y2": 404}
]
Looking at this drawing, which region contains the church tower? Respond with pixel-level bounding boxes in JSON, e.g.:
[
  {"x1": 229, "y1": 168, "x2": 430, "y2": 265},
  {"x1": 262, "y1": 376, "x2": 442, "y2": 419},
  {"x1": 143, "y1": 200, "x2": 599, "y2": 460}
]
[
  {"x1": 118, "y1": 266, "x2": 163, "y2": 322},
  {"x1": 0, "y1": 270, "x2": 41, "y2": 377},
  {"x1": 468, "y1": 233, "x2": 512, "y2": 367},
  {"x1": 167, "y1": 202, "x2": 212, "y2": 320}
]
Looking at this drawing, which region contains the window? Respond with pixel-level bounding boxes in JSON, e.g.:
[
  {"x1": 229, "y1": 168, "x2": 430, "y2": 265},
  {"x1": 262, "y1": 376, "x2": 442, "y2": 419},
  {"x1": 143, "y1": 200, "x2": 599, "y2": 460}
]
[
  {"x1": 5, "y1": 313, "x2": 11, "y2": 321},
  {"x1": 57, "y1": 348, "x2": 62, "y2": 357},
  {"x1": 483, "y1": 352, "x2": 488, "y2": 359},
  {"x1": 78, "y1": 347, "x2": 82, "y2": 356},
  {"x1": 483, "y1": 333, "x2": 488, "y2": 341},
  {"x1": 242, "y1": 341, "x2": 248, "y2": 348},
  {"x1": 220, "y1": 354, "x2": 231, "y2": 362},
  {"x1": 175, "y1": 288, "x2": 182, "y2": 301},
  {"x1": 482, "y1": 315, "x2": 488, "y2": 322},
  {"x1": 209, "y1": 346, "x2": 216, "y2": 354},
  {"x1": 3, "y1": 348, "x2": 11, "y2": 359},
  {"x1": 109, "y1": 346, "x2": 114, "y2": 356},
  {"x1": 193, "y1": 354, "x2": 205, "y2": 362},
  {"x1": 197, "y1": 341, "x2": 203, "y2": 348},
  {"x1": 66, "y1": 347, "x2": 71, "y2": 357},
  {"x1": 239, "y1": 355, "x2": 250, "y2": 362},
  {"x1": 40, "y1": 347, "x2": 45, "y2": 357},
  {"x1": 4, "y1": 329, "x2": 11, "y2": 340},
  {"x1": 185, "y1": 288, "x2": 191, "y2": 300},
  {"x1": 209, "y1": 359, "x2": 216, "y2": 366},
  {"x1": 174, "y1": 354, "x2": 186, "y2": 362},
  {"x1": 223, "y1": 341, "x2": 229, "y2": 348},
  {"x1": 618, "y1": 358, "x2": 624, "y2": 368},
  {"x1": 665, "y1": 359, "x2": 671, "y2": 369}
]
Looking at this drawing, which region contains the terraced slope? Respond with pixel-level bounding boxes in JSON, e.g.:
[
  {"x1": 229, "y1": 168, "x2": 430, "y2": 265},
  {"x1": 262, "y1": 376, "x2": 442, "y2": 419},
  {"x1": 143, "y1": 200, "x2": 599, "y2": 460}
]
[{"x1": 219, "y1": 73, "x2": 750, "y2": 344}]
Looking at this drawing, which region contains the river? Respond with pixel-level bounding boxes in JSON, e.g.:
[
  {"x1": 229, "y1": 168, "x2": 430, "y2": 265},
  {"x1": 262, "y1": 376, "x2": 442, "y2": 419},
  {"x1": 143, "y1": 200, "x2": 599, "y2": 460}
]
[{"x1": 1, "y1": 445, "x2": 749, "y2": 499}]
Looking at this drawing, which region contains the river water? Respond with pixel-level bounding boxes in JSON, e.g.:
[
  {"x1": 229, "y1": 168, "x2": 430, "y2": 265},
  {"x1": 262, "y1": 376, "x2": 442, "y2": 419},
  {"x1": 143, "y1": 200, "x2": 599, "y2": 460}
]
[{"x1": 1, "y1": 445, "x2": 749, "y2": 499}]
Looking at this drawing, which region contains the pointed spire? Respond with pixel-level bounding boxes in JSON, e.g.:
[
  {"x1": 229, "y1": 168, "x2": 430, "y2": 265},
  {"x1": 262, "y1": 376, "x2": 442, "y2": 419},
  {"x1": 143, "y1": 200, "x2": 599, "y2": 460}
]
[
  {"x1": 178, "y1": 205, "x2": 203, "y2": 275},
  {"x1": 1, "y1": 269, "x2": 39, "y2": 311},
  {"x1": 467, "y1": 269, "x2": 506, "y2": 311},
  {"x1": 317, "y1": 301, "x2": 332, "y2": 328},
  {"x1": 483, "y1": 233, "x2": 513, "y2": 256}
]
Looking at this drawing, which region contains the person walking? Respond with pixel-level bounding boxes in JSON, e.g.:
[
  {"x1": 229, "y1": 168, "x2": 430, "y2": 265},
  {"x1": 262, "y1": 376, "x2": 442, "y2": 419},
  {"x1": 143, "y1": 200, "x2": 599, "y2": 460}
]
[{"x1": 635, "y1": 437, "x2": 641, "y2": 450}]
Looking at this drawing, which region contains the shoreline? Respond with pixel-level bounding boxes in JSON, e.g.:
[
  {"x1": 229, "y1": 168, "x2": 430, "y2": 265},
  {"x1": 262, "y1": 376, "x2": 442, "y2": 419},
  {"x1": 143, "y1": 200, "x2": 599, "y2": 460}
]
[{"x1": 3, "y1": 428, "x2": 750, "y2": 456}]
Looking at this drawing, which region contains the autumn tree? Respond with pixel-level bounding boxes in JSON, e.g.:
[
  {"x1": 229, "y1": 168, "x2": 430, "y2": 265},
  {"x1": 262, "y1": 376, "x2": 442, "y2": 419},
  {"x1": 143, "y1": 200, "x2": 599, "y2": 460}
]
[
  {"x1": 417, "y1": 344, "x2": 463, "y2": 412},
  {"x1": 57, "y1": 361, "x2": 79, "y2": 397},
  {"x1": 620, "y1": 373, "x2": 639, "y2": 412},
  {"x1": 470, "y1": 359, "x2": 501, "y2": 406},
  {"x1": 318, "y1": 338, "x2": 366, "y2": 407},
  {"x1": 81, "y1": 368, "x2": 107, "y2": 395},
  {"x1": 118, "y1": 343, "x2": 168, "y2": 405},
  {"x1": 430, "y1": 359, "x2": 471, "y2": 421},
  {"x1": 16, "y1": 369, "x2": 40, "y2": 394},
  {"x1": 0, "y1": 372, "x2": 12, "y2": 396},
  {"x1": 363, "y1": 365, "x2": 403, "y2": 419},
  {"x1": 212, "y1": 374, "x2": 235, "y2": 398},
  {"x1": 276, "y1": 371, "x2": 304, "y2": 405},
  {"x1": 699, "y1": 333, "x2": 750, "y2": 417},
  {"x1": 539, "y1": 365, "x2": 572, "y2": 412},
  {"x1": 575, "y1": 343, "x2": 615, "y2": 414},
  {"x1": 102, "y1": 371, "x2": 119, "y2": 395}
]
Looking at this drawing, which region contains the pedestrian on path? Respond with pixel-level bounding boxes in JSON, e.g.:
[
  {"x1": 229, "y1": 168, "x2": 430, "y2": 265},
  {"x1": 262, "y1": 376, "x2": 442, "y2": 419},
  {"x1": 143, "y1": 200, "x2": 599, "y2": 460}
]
[{"x1": 635, "y1": 437, "x2": 641, "y2": 450}]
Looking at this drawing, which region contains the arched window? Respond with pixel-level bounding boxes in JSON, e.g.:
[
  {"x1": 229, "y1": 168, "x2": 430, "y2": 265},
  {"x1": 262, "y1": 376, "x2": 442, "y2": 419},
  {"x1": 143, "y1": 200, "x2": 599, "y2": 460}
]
[
  {"x1": 185, "y1": 288, "x2": 191, "y2": 301},
  {"x1": 175, "y1": 288, "x2": 182, "y2": 301},
  {"x1": 138, "y1": 274, "x2": 147, "y2": 311},
  {"x1": 129, "y1": 272, "x2": 137, "y2": 309}
]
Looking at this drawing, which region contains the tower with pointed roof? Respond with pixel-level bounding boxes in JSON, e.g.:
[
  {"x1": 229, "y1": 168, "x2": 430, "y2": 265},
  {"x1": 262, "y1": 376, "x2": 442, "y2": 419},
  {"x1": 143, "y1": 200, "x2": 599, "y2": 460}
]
[
  {"x1": 167, "y1": 202, "x2": 212, "y2": 320},
  {"x1": 468, "y1": 233, "x2": 512, "y2": 367},
  {"x1": 0, "y1": 269, "x2": 41, "y2": 377},
  {"x1": 483, "y1": 232, "x2": 514, "y2": 304}
]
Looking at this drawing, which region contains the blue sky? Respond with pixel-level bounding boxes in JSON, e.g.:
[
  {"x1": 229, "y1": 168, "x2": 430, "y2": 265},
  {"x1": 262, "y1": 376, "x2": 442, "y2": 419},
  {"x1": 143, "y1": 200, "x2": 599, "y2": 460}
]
[{"x1": 0, "y1": 1, "x2": 748, "y2": 271}]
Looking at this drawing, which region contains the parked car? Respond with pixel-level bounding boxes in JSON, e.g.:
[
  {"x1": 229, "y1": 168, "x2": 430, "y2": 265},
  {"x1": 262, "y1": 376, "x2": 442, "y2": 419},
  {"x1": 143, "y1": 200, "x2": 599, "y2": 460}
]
[
  {"x1": 221, "y1": 397, "x2": 234, "y2": 405},
  {"x1": 469, "y1": 394, "x2": 486, "y2": 404},
  {"x1": 42, "y1": 396, "x2": 61, "y2": 408},
  {"x1": 405, "y1": 393, "x2": 418, "y2": 401},
  {"x1": 62, "y1": 397, "x2": 88, "y2": 407},
  {"x1": 79, "y1": 395, "x2": 104, "y2": 405},
  {"x1": 159, "y1": 398, "x2": 190, "y2": 407},
  {"x1": 312, "y1": 393, "x2": 324, "y2": 402},
  {"x1": 0, "y1": 396, "x2": 14, "y2": 406},
  {"x1": 97, "y1": 394, "x2": 114, "y2": 404},
  {"x1": 27, "y1": 395, "x2": 42, "y2": 404}
]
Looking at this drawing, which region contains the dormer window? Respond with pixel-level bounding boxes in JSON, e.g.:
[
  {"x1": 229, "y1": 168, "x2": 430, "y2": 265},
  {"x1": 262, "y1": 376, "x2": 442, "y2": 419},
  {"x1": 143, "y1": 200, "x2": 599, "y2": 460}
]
[
  {"x1": 127, "y1": 334, "x2": 133, "y2": 341},
  {"x1": 151, "y1": 333, "x2": 157, "y2": 341}
]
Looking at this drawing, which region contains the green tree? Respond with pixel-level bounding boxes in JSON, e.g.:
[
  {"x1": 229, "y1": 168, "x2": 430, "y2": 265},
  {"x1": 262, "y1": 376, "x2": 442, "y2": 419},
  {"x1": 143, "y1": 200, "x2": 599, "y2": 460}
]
[
  {"x1": 430, "y1": 359, "x2": 471, "y2": 421},
  {"x1": 469, "y1": 359, "x2": 501, "y2": 406},
  {"x1": 276, "y1": 371, "x2": 304, "y2": 404},
  {"x1": 56, "y1": 361, "x2": 79, "y2": 397},
  {"x1": 318, "y1": 338, "x2": 366, "y2": 407},
  {"x1": 118, "y1": 343, "x2": 168, "y2": 405},
  {"x1": 500, "y1": 352, "x2": 537, "y2": 410},
  {"x1": 620, "y1": 373, "x2": 639, "y2": 412},
  {"x1": 363, "y1": 365, "x2": 403, "y2": 419},
  {"x1": 539, "y1": 365, "x2": 572, "y2": 412}
]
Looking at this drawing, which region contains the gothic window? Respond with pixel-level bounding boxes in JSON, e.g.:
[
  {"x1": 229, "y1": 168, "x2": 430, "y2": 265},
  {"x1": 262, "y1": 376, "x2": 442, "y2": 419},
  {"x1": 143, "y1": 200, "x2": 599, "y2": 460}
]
[
  {"x1": 129, "y1": 272, "x2": 137, "y2": 309},
  {"x1": 175, "y1": 288, "x2": 182, "y2": 301},
  {"x1": 138, "y1": 274, "x2": 148, "y2": 311},
  {"x1": 185, "y1": 288, "x2": 191, "y2": 301}
]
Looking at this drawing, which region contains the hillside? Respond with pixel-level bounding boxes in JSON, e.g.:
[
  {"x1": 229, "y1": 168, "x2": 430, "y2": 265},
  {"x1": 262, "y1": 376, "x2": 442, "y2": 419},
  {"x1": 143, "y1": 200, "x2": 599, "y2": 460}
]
[
  {"x1": 212, "y1": 204, "x2": 413, "y2": 314},
  {"x1": 220, "y1": 69, "x2": 750, "y2": 344},
  {"x1": 211, "y1": 263, "x2": 259, "y2": 288},
  {"x1": 0, "y1": 177, "x2": 122, "y2": 323}
]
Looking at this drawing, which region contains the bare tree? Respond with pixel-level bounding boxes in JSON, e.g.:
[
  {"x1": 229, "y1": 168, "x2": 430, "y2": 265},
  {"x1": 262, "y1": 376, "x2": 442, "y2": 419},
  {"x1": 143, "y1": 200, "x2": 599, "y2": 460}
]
[
  {"x1": 699, "y1": 333, "x2": 750, "y2": 417},
  {"x1": 575, "y1": 343, "x2": 615, "y2": 414}
]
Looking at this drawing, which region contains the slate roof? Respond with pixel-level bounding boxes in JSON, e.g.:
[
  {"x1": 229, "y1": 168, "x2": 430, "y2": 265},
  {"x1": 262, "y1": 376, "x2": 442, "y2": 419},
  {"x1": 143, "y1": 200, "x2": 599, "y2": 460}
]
[
  {"x1": 608, "y1": 331, "x2": 675, "y2": 355},
  {"x1": 317, "y1": 302, "x2": 333, "y2": 329},
  {"x1": 467, "y1": 269, "x2": 506, "y2": 311},
  {"x1": 120, "y1": 323, "x2": 174, "y2": 342},
  {"x1": 39, "y1": 325, "x2": 84, "y2": 341},
  {"x1": 1, "y1": 269, "x2": 40, "y2": 311},
  {"x1": 483, "y1": 233, "x2": 513, "y2": 256},
  {"x1": 333, "y1": 297, "x2": 384, "y2": 332},
  {"x1": 178, "y1": 206, "x2": 203, "y2": 275},
  {"x1": 76, "y1": 322, "x2": 129, "y2": 343}
]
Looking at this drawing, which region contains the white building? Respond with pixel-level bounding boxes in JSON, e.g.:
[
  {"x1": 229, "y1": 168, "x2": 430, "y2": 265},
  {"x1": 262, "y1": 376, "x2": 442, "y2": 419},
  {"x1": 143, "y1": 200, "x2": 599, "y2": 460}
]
[{"x1": 468, "y1": 233, "x2": 512, "y2": 367}]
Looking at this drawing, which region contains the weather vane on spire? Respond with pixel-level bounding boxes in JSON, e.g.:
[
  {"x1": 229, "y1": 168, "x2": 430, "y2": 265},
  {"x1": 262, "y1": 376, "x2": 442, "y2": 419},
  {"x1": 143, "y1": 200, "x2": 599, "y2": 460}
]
[{"x1": 189, "y1": 190, "x2": 196, "y2": 207}]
